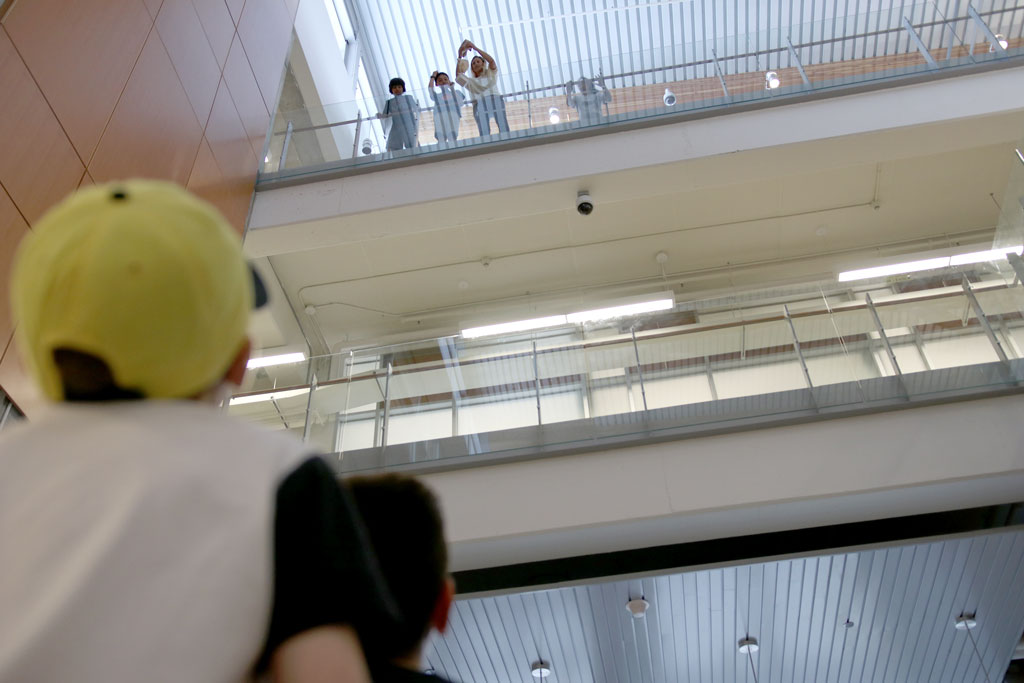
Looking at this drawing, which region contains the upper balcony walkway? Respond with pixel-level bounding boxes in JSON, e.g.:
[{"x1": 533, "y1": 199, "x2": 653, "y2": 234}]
[{"x1": 256, "y1": 2, "x2": 1024, "y2": 189}]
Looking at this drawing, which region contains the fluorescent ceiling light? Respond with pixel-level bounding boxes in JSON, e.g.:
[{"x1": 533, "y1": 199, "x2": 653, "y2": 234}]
[
  {"x1": 229, "y1": 388, "x2": 309, "y2": 406},
  {"x1": 461, "y1": 296, "x2": 675, "y2": 338},
  {"x1": 949, "y1": 245, "x2": 1023, "y2": 266},
  {"x1": 461, "y1": 315, "x2": 568, "y2": 339},
  {"x1": 247, "y1": 352, "x2": 306, "y2": 369},
  {"x1": 566, "y1": 298, "x2": 674, "y2": 323},
  {"x1": 837, "y1": 257, "x2": 949, "y2": 282},
  {"x1": 838, "y1": 246, "x2": 1023, "y2": 282}
]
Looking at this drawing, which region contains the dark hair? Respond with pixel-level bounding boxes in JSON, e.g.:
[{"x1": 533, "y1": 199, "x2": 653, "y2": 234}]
[
  {"x1": 53, "y1": 348, "x2": 143, "y2": 401},
  {"x1": 388, "y1": 77, "x2": 406, "y2": 92},
  {"x1": 347, "y1": 474, "x2": 448, "y2": 661},
  {"x1": 435, "y1": 71, "x2": 449, "y2": 80}
]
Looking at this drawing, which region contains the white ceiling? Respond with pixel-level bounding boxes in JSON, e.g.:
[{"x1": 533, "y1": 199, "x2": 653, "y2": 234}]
[
  {"x1": 255, "y1": 109, "x2": 1024, "y2": 353},
  {"x1": 427, "y1": 529, "x2": 1024, "y2": 683}
]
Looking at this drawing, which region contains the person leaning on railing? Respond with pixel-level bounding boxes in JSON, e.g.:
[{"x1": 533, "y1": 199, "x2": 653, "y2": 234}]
[
  {"x1": 455, "y1": 39, "x2": 510, "y2": 136},
  {"x1": 427, "y1": 70, "x2": 465, "y2": 144},
  {"x1": 566, "y1": 76, "x2": 612, "y2": 126},
  {"x1": 378, "y1": 77, "x2": 419, "y2": 152}
]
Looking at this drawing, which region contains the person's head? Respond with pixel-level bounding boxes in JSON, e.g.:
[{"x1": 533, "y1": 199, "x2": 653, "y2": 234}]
[
  {"x1": 470, "y1": 55, "x2": 485, "y2": 76},
  {"x1": 579, "y1": 77, "x2": 593, "y2": 93},
  {"x1": 389, "y1": 77, "x2": 406, "y2": 95},
  {"x1": 434, "y1": 71, "x2": 451, "y2": 86},
  {"x1": 347, "y1": 474, "x2": 453, "y2": 665},
  {"x1": 10, "y1": 180, "x2": 260, "y2": 403}
]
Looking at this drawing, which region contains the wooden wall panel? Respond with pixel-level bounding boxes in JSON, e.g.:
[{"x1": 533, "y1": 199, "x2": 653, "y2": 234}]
[
  {"x1": 0, "y1": 29, "x2": 83, "y2": 223},
  {"x1": 0, "y1": 0, "x2": 287, "y2": 413},
  {"x1": 224, "y1": 35, "x2": 272, "y2": 159},
  {"x1": 89, "y1": 34, "x2": 204, "y2": 185},
  {"x1": 0, "y1": 184, "x2": 28, "y2": 349},
  {"x1": 142, "y1": 0, "x2": 164, "y2": 20},
  {"x1": 156, "y1": 0, "x2": 222, "y2": 126},
  {"x1": 225, "y1": 0, "x2": 246, "y2": 26},
  {"x1": 4, "y1": 0, "x2": 152, "y2": 161},
  {"x1": 237, "y1": 0, "x2": 293, "y2": 112},
  {"x1": 192, "y1": 0, "x2": 235, "y2": 67}
]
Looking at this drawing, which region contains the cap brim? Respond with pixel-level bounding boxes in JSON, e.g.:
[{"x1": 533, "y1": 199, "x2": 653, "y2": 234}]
[{"x1": 250, "y1": 265, "x2": 268, "y2": 309}]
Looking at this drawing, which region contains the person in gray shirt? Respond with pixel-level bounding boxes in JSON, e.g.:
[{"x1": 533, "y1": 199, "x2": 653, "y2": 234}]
[
  {"x1": 379, "y1": 77, "x2": 420, "y2": 151},
  {"x1": 427, "y1": 71, "x2": 465, "y2": 144},
  {"x1": 567, "y1": 76, "x2": 612, "y2": 126}
]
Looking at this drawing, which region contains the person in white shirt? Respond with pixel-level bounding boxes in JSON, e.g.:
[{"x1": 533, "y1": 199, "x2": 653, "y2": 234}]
[
  {"x1": 0, "y1": 180, "x2": 399, "y2": 683},
  {"x1": 455, "y1": 39, "x2": 510, "y2": 136}
]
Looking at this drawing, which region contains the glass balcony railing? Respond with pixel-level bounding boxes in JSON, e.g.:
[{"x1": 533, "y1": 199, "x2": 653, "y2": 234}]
[
  {"x1": 229, "y1": 258, "x2": 1024, "y2": 471},
  {"x1": 260, "y1": 1, "x2": 1024, "y2": 182}
]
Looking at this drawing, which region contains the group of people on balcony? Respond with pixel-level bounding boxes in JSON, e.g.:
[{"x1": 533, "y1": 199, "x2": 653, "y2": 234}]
[{"x1": 378, "y1": 39, "x2": 612, "y2": 153}]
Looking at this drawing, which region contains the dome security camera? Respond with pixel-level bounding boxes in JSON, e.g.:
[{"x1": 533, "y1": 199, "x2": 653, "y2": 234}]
[
  {"x1": 361, "y1": 138, "x2": 373, "y2": 155},
  {"x1": 576, "y1": 191, "x2": 594, "y2": 216},
  {"x1": 663, "y1": 88, "x2": 676, "y2": 106}
]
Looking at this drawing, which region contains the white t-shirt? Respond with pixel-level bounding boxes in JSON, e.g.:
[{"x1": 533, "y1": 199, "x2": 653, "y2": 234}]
[
  {"x1": 0, "y1": 400, "x2": 394, "y2": 683},
  {"x1": 457, "y1": 62, "x2": 501, "y2": 99}
]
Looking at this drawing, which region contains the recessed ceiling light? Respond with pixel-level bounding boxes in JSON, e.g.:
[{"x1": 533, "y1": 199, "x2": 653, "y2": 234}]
[
  {"x1": 531, "y1": 660, "x2": 552, "y2": 678},
  {"x1": 738, "y1": 637, "x2": 759, "y2": 654},
  {"x1": 954, "y1": 613, "x2": 978, "y2": 630},
  {"x1": 626, "y1": 598, "x2": 650, "y2": 618}
]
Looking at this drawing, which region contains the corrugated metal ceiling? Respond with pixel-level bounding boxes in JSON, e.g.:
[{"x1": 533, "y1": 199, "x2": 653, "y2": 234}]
[
  {"x1": 427, "y1": 529, "x2": 1024, "y2": 682},
  {"x1": 347, "y1": 0, "x2": 1024, "y2": 103}
]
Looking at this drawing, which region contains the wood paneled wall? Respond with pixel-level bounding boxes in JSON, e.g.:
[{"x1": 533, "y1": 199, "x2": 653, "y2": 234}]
[{"x1": 0, "y1": 0, "x2": 297, "y2": 413}]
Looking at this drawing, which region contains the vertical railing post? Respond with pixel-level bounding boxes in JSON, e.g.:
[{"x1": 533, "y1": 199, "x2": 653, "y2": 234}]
[
  {"x1": 279, "y1": 120, "x2": 293, "y2": 172},
  {"x1": 0, "y1": 398, "x2": 12, "y2": 432},
  {"x1": 532, "y1": 341, "x2": 542, "y2": 425},
  {"x1": 961, "y1": 275, "x2": 1011, "y2": 366},
  {"x1": 784, "y1": 305, "x2": 817, "y2": 409},
  {"x1": 351, "y1": 113, "x2": 362, "y2": 159},
  {"x1": 785, "y1": 38, "x2": 811, "y2": 85},
  {"x1": 302, "y1": 373, "x2": 317, "y2": 443},
  {"x1": 864, "y1": 293, "x2": 910, "y2": 399},
  {"x1": 1007, "y1": 252, "x2": 1024, "y2": 286},
  {"x1": 902, "y1": 17, "x2": 939, "y2": 67},
  {"x1": 337, "y1": 351, "x2": 355, "y2": 454},
  {"x1": 380, "y1": 361, "x2": 393, "y2": 447},
  {"x1": 710, "y1": 49, "x2": 730, "y2": 98},
  {"x1": 864, "y1": 293, "x2": 905, "y2": 378},
  {"x1": 967, "y1": 3, "x2": 1008, "y2": 56},
  {"x1": 526, "y1": 80, "x2": 532, "y2": 127},
  {"x1": 631, "y1": 327, "x2": 648, "y2": 412}
]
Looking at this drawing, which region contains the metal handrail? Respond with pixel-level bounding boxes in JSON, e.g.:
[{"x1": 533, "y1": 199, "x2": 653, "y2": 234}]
[
  {"x1": 268, "y1": 6, "x2": 1022, "y2": 138},
  {"x1": 230, "y1": 278, "x2": 1018, "y2": 399}
]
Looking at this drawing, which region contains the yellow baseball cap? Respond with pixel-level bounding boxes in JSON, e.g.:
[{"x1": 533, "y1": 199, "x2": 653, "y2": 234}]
[{"x1": 11, "y1": 180, "x2": 259, "y2": 400}]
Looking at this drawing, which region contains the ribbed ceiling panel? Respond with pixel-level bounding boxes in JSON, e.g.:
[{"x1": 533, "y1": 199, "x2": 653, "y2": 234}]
[
  {"x1": 347, "y1": 0, "x2": 1024, "y2": 104},
  {"x1": 427, "y1": 530, "x2": 1024, "y2": 683}
]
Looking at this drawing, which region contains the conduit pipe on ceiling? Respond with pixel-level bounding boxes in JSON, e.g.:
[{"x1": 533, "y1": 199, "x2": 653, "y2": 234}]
[{"x1": 360, "y1": 228, "x2": 992, "y2": 323}]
